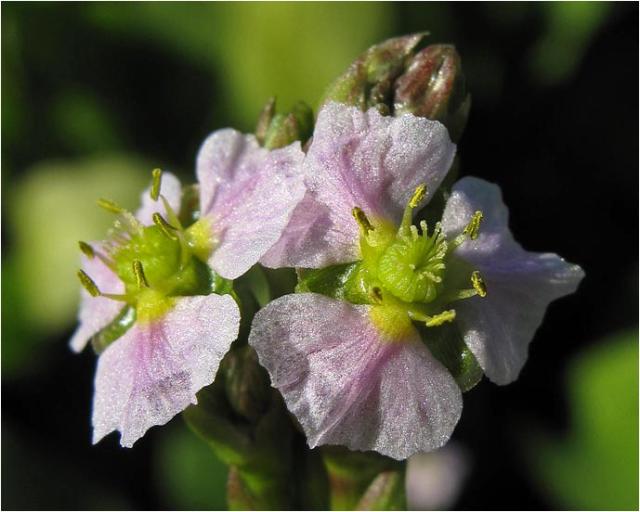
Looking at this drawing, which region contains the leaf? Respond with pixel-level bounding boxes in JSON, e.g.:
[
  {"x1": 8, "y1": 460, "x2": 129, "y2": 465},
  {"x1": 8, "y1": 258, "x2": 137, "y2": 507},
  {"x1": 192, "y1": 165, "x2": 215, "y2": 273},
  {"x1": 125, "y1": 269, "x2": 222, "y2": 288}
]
[{"x1": 526, "y1": 329, "x2": 639, "y2": 509}]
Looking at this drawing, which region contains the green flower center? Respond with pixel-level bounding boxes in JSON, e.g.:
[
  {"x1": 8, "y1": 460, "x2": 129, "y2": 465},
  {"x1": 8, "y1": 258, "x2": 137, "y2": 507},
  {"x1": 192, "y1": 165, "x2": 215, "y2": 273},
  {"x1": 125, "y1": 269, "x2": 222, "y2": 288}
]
[
  {"x1": 347, "y1": 184, "x2": 486, "y2": 340},
  {"x1": 77, "y1": 170, "x2": 225, "y2": 325}
]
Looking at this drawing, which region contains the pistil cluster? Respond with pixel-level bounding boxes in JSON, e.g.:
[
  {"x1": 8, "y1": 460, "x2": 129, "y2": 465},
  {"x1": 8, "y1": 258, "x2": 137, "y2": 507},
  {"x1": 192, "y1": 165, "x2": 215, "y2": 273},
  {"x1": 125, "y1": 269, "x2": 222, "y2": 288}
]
[
  {"x1": 77, "y1": 170, "x2": 215, "y2": 325},
  {"x1": 348, "y1": 184, "x2": 487, "y2": 340}
]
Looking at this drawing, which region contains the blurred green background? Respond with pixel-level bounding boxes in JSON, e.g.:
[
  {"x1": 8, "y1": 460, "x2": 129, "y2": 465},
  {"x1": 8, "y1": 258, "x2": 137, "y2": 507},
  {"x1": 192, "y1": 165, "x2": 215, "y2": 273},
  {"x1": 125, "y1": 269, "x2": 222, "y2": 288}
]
[{"x1": 2, "y1": 2, "x2": 638, "y2": 510}]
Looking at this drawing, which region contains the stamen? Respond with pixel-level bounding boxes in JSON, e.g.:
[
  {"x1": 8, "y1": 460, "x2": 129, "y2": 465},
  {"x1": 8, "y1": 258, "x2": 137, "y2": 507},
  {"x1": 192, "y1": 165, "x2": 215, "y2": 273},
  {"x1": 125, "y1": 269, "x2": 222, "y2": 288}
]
[
  {"x1": 77, "y1": 270, "x2": 100, "y2": 297},
  {"x1": 150, "y1": 168, "x2": 162, "y2": 201},
  {"x1": 471, "y1": 270, "x2": 487, "y2": 297},
  {"x1": 97, "y1": 198, "x2": 125, "y2": 214},
  {"x1": 463, "y1": 211, "x2": 483, "y2": 240},
  {"x1": 424, "y1": 309, "x2": 456, "y2": 327},
  {"x1": 409, "y1": 184, "x2": 427, "y2": 209},
  {"x1": 401, "y1": 183, "x2": 427, "y2": 231},
  {"x1": 78, "y1": 241, "x2": 95, "y2": 259},
  {"x1": 132, "y1": 260, "x2": 149, "y2": 289},
  {"x1": 152, "y1": 212, "x2": 178, "y2": 240},
  {"x1": 352, "y1": 207, "x2": 374, "y2": 234}
]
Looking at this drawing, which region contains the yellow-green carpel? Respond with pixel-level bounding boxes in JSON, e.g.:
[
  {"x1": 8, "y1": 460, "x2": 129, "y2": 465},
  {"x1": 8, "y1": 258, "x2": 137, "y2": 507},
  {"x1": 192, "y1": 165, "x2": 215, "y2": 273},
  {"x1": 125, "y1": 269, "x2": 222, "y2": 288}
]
[
  {"x1": 78, "y1": 170, "x2": 216, "y2": 324},
  {"x1": 349, "y1": 184, "x2": 489, "y2": 338}
]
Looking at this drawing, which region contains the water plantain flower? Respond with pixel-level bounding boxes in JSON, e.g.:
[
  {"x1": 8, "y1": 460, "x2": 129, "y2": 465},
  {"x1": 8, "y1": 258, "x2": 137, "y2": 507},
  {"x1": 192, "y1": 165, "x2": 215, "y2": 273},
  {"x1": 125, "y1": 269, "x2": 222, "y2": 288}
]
[
  {"x1": 71, "y1": 129, "x2": 305, "y2": 447},
  {"x1": 251, "y1": 102, "x2": 584, "y2": 460}
]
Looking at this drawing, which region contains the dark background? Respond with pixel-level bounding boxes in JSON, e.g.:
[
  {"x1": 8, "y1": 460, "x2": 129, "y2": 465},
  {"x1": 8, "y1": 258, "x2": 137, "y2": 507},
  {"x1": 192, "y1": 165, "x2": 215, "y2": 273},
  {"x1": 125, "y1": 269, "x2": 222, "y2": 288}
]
[{"x1": 2, "y1": 3, "x2": 638, "y2": 510}]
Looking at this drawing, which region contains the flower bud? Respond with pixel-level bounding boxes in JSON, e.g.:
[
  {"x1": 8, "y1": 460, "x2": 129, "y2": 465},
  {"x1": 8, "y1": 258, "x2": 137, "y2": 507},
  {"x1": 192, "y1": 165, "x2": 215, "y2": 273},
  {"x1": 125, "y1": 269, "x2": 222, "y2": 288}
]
[
  {"x1": 223, "y1": 345, "x2": 271, "y2": 422},
  {"x1": 321, "y1": 33, "x2": 425, "y2": 114},
  {"x1": 260, "y1": 100, "x2": 314, "y2": 150},
  {"x1": 394, "y1": 44, "x2": 470, "y2": 142}
]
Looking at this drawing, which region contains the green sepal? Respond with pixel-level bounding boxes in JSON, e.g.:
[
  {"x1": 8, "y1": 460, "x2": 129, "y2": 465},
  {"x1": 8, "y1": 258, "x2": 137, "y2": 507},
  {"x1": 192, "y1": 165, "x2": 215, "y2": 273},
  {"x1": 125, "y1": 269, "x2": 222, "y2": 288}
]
[
  {"x1": 184, "y1": 375, "x2": 295, "y2": 510},
  {"x1": 322, "y1": 446, "x2": 404, "y2": 510},
  {"x1": 91, "y1": 305, "x2": 136, "y2": 354},
  {"x1": 416, "y1": 320, "x2": 483, "y2": 392},
  {"x1": 296, "y1": 262, "x2": 371, "y2": 305},
  {"x1": 263, "y1": 101, "x2": 314, "y2": 150},
  {"x1": 355, "y1": 469, "x2": 407, "y2": 511}
]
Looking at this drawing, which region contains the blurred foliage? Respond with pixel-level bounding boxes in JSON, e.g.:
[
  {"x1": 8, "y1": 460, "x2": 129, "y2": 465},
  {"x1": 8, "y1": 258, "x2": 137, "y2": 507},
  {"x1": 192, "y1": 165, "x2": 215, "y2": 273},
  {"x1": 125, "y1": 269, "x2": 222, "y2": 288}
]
[
  {"x1": 86, "y1": 2, "x2": 395, "y2": 129},
  {"x1": 155, "y1": 422, "x2": 228, "y2": 510},
  {"x1": 527, "y1": 330, "x2": 639, "y2": 510},
  {"x1": 3, "y1": 156, "x2": 149, "y2": 376},
  {"x1": 528, "y1": 2, "x2": 611, "y2": 85}
]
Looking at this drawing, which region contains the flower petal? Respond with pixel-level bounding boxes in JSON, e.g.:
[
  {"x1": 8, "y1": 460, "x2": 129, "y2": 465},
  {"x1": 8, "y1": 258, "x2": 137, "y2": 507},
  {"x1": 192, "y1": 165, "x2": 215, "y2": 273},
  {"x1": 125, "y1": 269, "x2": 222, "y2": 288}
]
[
  {"x1": 268, "y1": 102, "x2": 456, "y2": 268},
  {"x1": 136, "y1": 171, "x2": 182, "y2": 226},
  {"x1": 441, "y1": 177, "x2": 585, "y2": 384},
  {"x1": 69, "y1": 248, "x2": 124, "y2": 353},
  {"x1": 92, "y1": 293, "x2": 240, "y2": 447},
  {"x1": 196, "y1": 129, "x2": 305, "y2": 279},
  {"x1": 249, "y1": 293, "x2": 462, "y2": 460}
]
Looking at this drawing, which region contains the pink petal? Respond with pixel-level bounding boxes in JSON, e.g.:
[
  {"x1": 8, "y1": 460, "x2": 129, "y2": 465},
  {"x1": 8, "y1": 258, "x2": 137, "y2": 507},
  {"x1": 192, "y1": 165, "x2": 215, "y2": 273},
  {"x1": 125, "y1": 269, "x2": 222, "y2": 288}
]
[
  {"x1": 92, "y1": 293, "x2": 240, "y2": 447},
  {"x1": 196, "y1": 129, "x2": 305, "y2": 279},
  {"x1": 441, "y1": 177, "x2": 585, "y2": 384},
  {"x1": 249, "y1": 293, "x2": 462, "y2": 460},
  {"x1": 266, "y1": 102, "x2": 456, "y2": 268},
  {"x1": 136, "y1": 171, "x2": 182, "y2": 226},
  {"x1": 69, "y1": 247, "x2": 125, "y2": 353}
]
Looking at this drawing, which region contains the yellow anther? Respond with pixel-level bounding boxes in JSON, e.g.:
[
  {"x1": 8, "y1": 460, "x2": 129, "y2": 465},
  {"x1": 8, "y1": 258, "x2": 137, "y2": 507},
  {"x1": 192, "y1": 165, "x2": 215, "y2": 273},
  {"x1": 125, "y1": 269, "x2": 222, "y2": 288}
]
[
  {"x1": 132, "y1": 260, "x2": 149, "y2": 289},
  {"x1": 463, "y1": 211, "x2": 483, "y2": 240},
  {"x1": 352, "y1": 207, "x2": 374, "y2": 233},
  {"x1": 401, "y1": 184, "x2": 428, "y2": 232},
  {"x1": 152, "y1": 212, "x2": 178, "y2": 240},
  {"x1": 409, "y1": 183, "x2": 427, "y2": 208},
  {"x1": 97, "y1": 198, "x2": 125, "y2": 214},
  {"x1": 78, "y1": 241, "x2": 95, "y2": 259},
  {"x1": 77, "y1": 270, "x2": 100, "y2": 297},
  {"x1": 471, "y1": 270, "x2": 487, "y2": 297},
  {"x1": 425, "y1": 309, "x2": 456, "y2": 327},
  {"x1": 150, "y1": 168, "x2": 162, "y2": 201}
]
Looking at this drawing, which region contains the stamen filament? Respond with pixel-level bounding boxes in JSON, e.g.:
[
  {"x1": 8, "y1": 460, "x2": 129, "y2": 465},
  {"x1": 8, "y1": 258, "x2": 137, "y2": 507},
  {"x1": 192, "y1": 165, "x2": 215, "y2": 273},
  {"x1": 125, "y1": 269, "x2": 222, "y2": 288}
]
[
  {"x1": 463, "y1": 211, "x2": 483, "y2": 240},
  {"x1": 78, "y1": 241, "x2": 95, "y2": 259},
  {"x1": 133, "y1": 260, "x2": 150, "y2": 289},
  {"x1": 150, "y1": 168, "x2": 162, "y2": 201},
  {"x1": 471, "y1": 270, "x2": 487, "y2": 297},
  {"x1": 152, "y1": 212, "x2": 178, "y2": 240},
  {"x1": 352, "y1": 207, "x2": 374, "y2": 234},
  {"x1": 401, "y1": 183, "x2": 427, "y2": 231},
  {"x1": 77, "y1": 270, "x2": 100, "y2": 297},
  {"x1": 97, "y1": 198, "x2": 125, "y2": 214}
]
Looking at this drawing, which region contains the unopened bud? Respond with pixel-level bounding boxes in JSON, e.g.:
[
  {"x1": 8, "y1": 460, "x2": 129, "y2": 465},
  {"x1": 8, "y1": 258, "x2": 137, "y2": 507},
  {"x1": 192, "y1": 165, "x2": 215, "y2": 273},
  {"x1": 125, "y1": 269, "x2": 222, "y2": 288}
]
[
  {"x1": 261, "y1": 100, "x2": 314, "y2": 150},
  {"x1": 394, "y1": 44, "x2": 470, "y2": 142},
  {"x1": 321, "y1": 33, "x2": 425, "y2": 113},
  {"x1": 223, "y1": 345, "x2": 271, "y2": 422}
]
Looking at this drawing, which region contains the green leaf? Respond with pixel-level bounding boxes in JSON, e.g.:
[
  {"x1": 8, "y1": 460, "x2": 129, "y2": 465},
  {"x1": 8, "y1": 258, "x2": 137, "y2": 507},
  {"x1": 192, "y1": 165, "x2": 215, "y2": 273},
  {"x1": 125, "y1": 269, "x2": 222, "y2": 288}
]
[{"x1": 526, "y1": 329, "x2": 639, "y2": 509}]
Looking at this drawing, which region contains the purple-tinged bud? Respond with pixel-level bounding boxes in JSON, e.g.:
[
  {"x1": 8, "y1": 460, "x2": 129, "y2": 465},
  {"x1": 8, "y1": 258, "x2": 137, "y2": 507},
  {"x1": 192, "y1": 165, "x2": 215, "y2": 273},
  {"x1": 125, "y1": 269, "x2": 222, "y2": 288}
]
[
  {"x1": 321, "y1": 33, "x2": 425, "y2": 114},
  {"x1": 395, "y1": 44, "x2": 470, "y2": 142}
]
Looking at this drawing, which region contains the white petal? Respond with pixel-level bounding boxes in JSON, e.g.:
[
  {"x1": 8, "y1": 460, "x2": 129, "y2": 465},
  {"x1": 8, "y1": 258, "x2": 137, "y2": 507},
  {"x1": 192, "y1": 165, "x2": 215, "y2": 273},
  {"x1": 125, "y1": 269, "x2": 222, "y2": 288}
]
[
  {"x1": 196, "y1": 129, "x2": 305, "y2": 279},
  {"x1": 267, "y1": 103, "x2": 456, "y2": 268},
  {"x1": 69, "y1": 248, "x2": 124, "y2": 353},
  {"x1": 249, "y1": 293, "x2": 462, "y2": 460},
  {"x1": 92, "y1": 293, "x2": 240, "y2": 447},
  {"x1": 442, "y1": 177, "x2": 585, "y2": 384}
]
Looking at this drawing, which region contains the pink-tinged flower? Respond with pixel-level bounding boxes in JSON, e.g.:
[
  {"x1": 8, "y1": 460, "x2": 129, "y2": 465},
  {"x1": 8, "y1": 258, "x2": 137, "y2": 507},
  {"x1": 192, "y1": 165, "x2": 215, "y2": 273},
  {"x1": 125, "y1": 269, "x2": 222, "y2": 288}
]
[
  {"x1": 72, "y1": 129, "x2": 305, "y2": 447},
  {"x1": 193, "y1": 129, "x2": 306, "y2": 279},
  {"x1": 250, "y1": 102, "x2": 584, "y2": 459}
]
